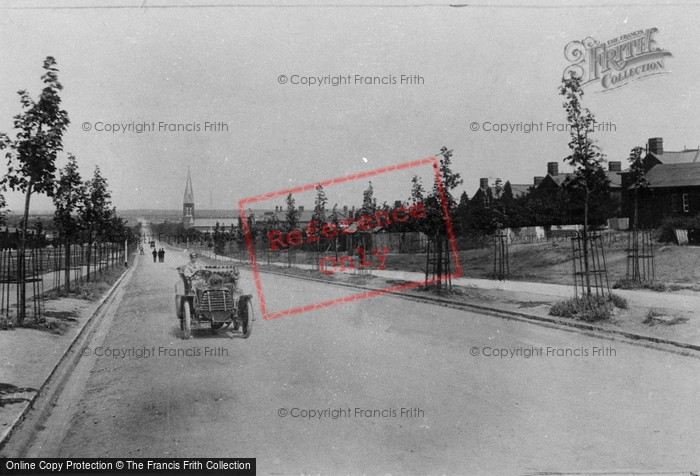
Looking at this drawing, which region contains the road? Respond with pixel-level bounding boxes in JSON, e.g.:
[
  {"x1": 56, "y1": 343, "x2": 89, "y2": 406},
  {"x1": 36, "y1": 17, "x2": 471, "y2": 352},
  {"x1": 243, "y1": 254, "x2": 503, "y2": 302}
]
[{"x1": 17, "y1": 247, "x2": 700, "y2": 475}]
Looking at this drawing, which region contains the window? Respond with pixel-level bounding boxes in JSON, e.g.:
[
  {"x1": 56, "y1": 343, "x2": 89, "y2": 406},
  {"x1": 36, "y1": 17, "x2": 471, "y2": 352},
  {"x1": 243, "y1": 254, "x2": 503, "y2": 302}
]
[
  {"x1": 672, "y1": 194, "x2": 679, "y2": 213},
  {"x1": 683, "y1": 193, "x2": 690, "y2": 213}
]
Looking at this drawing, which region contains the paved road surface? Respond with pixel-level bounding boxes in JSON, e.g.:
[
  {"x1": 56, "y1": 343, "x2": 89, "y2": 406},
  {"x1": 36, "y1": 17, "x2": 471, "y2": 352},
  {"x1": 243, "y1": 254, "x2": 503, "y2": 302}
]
[{"x1": 20, "y1": 247, "x2": 700, "y2": 475}]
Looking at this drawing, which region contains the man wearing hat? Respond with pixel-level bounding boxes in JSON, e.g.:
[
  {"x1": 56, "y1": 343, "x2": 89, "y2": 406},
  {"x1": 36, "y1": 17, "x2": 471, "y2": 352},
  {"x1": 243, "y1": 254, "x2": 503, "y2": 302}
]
[{"x1": 178, "y1": 252, "x2": 207, "y2": 291}]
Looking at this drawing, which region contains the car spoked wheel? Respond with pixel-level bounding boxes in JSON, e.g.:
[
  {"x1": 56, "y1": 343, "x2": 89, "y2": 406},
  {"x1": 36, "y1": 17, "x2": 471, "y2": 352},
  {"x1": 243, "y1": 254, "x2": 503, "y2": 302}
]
[
  {"x1": 182, "y1": 301, "x2": 192, "y2": 339},
  {"x1": 240, "y1": 296, "x2": 253, "y2": 339}
]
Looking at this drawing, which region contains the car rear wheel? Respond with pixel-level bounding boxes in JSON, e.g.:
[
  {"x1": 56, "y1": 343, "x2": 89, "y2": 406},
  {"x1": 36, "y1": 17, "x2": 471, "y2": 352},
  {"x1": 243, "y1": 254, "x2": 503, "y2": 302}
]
[
  {"x1": 240, "y1": 296, "x2": 253, "y2": 339},
  {"x1": 182, "y1": 301, "x2": 192, "y2": 339}
]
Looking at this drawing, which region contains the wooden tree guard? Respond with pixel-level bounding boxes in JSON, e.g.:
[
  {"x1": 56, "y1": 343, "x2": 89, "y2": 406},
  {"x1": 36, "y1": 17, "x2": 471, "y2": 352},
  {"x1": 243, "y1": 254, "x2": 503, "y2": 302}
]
[
  {"x1": 425, "y1": 237, "x2": 451, "y2": 291},
  {"x1": 0, "y1": 248, "x2": 45, "y2": 323},
  {"x1": 571, "y1": 232, "x2": 610, "y2": 302},
  {"x1": 493, "y1": 230, "x2": 509, "y2": 281},
  {"x1": 626, "y1": 228, "x2": 655, "y2": 282}
]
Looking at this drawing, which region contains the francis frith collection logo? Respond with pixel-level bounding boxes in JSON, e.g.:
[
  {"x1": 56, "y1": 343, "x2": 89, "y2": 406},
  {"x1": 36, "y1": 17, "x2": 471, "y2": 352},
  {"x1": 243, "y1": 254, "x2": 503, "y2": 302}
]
[{"x1": 563, "y1": 28, "x2": 673, "y2": 92}]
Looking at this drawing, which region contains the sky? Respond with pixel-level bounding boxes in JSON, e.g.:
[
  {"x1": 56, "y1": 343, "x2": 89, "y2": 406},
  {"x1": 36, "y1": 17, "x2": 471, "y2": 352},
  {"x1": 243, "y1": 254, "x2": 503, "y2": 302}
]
[{"x1": 1, "y1": 0, "x2": 699, "y2": 215}]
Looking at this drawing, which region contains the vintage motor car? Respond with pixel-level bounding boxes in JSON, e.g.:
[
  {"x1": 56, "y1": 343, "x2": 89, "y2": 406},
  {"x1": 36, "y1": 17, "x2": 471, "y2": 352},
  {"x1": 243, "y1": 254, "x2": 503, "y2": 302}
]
[{"x1": 175, "y1": 265, "x2": 253, "y2": 339}]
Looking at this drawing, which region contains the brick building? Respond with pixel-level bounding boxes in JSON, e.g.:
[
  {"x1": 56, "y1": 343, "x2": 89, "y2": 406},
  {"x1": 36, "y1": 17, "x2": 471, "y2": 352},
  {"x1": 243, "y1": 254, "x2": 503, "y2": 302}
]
[{"x1": 620, "y1": 137, "x2": 700, "y2": 227}]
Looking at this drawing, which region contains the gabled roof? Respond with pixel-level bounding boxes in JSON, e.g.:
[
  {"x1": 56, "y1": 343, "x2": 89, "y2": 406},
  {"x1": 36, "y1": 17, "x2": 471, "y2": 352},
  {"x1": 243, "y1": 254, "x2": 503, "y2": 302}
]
[
  {"x1": 645, "y1": 162, "x2": 700, "y2": 188},
  {"x1": 472, "y1": 186, "x2": 489, "y2": 198},
  {"x1": 648, "y1": 149, "x2": 700, "y2": 165},
  {"x1": 537, "y1": 173, "x2": 574, "y2": 189}
]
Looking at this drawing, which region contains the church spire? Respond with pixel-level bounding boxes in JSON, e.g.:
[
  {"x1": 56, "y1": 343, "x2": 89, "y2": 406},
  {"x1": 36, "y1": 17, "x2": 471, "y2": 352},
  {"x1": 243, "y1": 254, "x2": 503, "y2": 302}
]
[
  {"x1": 183, "y1": 168, "x2": 195, "y2": 228},
  {"x1": 184, "y1": 167, "x2": 194, "y2": 204}
]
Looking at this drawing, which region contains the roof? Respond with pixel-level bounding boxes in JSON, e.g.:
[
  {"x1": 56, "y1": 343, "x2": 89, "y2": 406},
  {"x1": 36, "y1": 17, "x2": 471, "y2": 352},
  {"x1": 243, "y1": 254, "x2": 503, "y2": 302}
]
[
  {"x1": 648, "y1": 149, "x2": 700, "y2": 165},
  {"x1": 534, "y1": 173, "x2": 574, "y2": 190},
  {"x1": 473, "y1": 183, "x2": 531, "y2": 199},
  {"x1": 548, "y1": 173, "x2": 575, "y2": 186},
  {"x1": 508, "y1": 184, "x2": 531, "y2": 197},
  {"x1": 644, "y1": 162, "x2": 700, "y2": 188},
  {"x1": 538, "y1": 171, "x2": 620, "y2": 189},
  {"x1": 192, "y1": 218, "x2": 238, "y2": 230}
]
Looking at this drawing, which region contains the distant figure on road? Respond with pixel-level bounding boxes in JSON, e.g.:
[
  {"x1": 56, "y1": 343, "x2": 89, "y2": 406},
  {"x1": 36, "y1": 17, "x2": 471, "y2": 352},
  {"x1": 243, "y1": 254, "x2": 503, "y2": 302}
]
[
  {"x1": 158, "y1": 248, "x2": 165, "y2": 262},
  {"x1": 152, "y1": 249, "x2": 157, "y2": 263},
  {"x1": 139, "y1": 245, "x2": 144, "y2": 255}
]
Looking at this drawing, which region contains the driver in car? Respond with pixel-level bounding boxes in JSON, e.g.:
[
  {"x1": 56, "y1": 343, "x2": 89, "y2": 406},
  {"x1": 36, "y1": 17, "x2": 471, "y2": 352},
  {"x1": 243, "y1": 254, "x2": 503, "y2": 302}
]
[{"x1": 178, "y1": 252, "x2": 207, "y2": 291}]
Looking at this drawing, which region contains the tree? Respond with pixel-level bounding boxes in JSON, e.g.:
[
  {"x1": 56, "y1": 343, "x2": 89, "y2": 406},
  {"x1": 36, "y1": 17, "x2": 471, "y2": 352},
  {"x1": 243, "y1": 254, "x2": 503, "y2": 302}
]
[
  {"x1": 492, "y1": 178, "x2": 505, "y2": 230},
  {"x1": 80, "y1": 166, "x2": 112, "y2": 282},
  {"x1": 284, "y1": 193, "x2": 299, "y2": 266},
  {"x1": 422, "y1": 147, "x2": 463, "y2": 291},
  {"x1": 311, "y1": 184, "x2": 328, "y2": 248},
  {"x1": 0, "y1": 191, "x2": 6, "y2": 227},
  {"x1": 627, "y1": 145, "x2": 651, "y2": 282},
  {"x1": 213, "y1": 221, "x2": 227, "y2": 255},
  {"x1": 407, "y1": 175, "x2": 426, "y2": 233},
  {"x1": 0, "y1": 57, "x2": 70, "y2": 322},
  {"x1": 500, "y1": 181, "x2": 517, "y2": 228},
  {"x1": 235, "y1": 215, "x2": 245, "y2": 248},
  {"x1": 628, "y1": 146, "x2": 648, "y2": 229},
  {"x1": 455, "y1": 191, "x2": 470, "y2": 236},
  {"x1": 32, "y1": 218, "x2": 47, "y2": 248},
  {"x1": 329, "y1": 203, "x2": 341, "y2": 259},
  {"x1": 285, "y1": 193, "x2": 299, "y2": 232},
  {"x1": 53, "y1": 154, "x2": 85, "y2": 292},
  {"x1": 360, "y1": 181, "x2": 378, "y2": 217},
  {"x1": 560, "y1": 73, "x2": 611, "y2": 295},
  {"x1": 502, "y1": 181, "x2": 514, "y2": 202}
]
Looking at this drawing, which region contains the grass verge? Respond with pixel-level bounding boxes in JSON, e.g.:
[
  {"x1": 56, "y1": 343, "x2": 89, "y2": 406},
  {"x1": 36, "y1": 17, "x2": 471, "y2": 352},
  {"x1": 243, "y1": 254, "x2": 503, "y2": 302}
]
[
  {"x1": 613, "y1": 279, "x2": 666, "y2": 292},
  {"x1": 549, "y1": 293, "x2": 627, "y2": 322}
]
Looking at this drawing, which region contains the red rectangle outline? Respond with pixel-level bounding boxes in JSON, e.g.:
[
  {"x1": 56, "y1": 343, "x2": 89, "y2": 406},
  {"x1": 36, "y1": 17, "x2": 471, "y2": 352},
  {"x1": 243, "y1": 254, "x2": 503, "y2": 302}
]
[{"x1": 238, "y1": 156, "x2": 462, "y2": 320}]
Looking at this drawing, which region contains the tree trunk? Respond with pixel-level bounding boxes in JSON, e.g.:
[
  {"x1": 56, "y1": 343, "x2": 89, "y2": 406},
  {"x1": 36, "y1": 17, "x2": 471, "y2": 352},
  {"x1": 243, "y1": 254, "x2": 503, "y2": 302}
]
[
  {"x1": 18, "y1": 180, "x2": 34, "y2": 323},
  {"x1": 86, "y1": 235, "x2": 92, "y2": 282},
  {"x1": 633, "y1": 191, "x2": 639, "y2": 281},
  {"x1": 583, "y1": 190, "x2": 591, "y2": 296},
  {"x1": 436, "y1": 236, "x2": 443, "y2": 292},
  {"x1": 64, "y1": 241, "x2": 71, "y2": 293}
]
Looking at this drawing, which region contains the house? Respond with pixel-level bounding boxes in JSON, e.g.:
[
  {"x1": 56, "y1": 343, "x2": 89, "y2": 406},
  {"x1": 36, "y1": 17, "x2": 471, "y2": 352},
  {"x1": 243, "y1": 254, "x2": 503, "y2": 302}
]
[
  {"x1": 471, "y1": 178, "x2": 531, "y2": 208},
  {"x1": 621, "y1": 137, "x2": 700, "y2": 227},
  {"x1": 535, "y1": 161, "x2": 622, "y2": 196},
  {"x1": 534, "y1": 161, "x2": 622, "y2": 217},
  {"x1": 535, "y1": 162, "x2": 575, "y2": 192}
]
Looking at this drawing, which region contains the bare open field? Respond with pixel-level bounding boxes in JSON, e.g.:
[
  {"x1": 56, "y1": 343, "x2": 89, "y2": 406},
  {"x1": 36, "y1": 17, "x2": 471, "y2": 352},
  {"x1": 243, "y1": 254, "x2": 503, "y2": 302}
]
[{"x1": 381, "y1": 232, "x2": 700, "y2": 291}]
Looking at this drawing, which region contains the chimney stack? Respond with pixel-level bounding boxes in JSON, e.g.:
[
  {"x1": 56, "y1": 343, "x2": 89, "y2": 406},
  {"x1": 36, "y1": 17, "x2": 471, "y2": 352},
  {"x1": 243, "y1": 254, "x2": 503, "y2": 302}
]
[
  {"x1": 608, "y1": 161, "x2": 622, "y2": 172},
  {"x1": 534, "y1": 176, "x2": 544, "y2": 186},
  {"x1": 343, "y1": 205, "x2": 348, "y2": 215},
  {"x1": 547, "y1": 162, "x2": 559, "y2": 176},
  {"x1": 479, "y1": 178, "x2": 489, "y2": 189},
  {"x1": 648, "y1": 137, "x2": 663, "y2": 155}
]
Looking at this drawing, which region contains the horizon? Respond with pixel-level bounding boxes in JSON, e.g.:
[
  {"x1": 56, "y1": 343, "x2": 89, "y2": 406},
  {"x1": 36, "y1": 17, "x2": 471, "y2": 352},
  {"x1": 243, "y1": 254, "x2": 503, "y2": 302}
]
[{"x1": 2, "y1": 1, "x2": 698, "y2": 215}]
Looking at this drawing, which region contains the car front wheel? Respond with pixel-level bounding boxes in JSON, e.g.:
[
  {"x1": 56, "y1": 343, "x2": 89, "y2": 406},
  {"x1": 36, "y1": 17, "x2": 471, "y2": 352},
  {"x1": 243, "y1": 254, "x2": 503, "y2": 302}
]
[{"x1": 182, "y1": 301, "x2": 192, "y2": 339}]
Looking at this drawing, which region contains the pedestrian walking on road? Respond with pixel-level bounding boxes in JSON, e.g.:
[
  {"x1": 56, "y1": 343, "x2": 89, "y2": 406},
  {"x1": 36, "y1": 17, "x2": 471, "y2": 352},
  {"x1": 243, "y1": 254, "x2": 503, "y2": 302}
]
[
  {"x1": 158, "y1": 248, "x2": 165, "y2": 262},
  {"x1": 152, "y1": 249, "x2": 157, "y2": 263}
]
